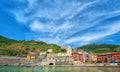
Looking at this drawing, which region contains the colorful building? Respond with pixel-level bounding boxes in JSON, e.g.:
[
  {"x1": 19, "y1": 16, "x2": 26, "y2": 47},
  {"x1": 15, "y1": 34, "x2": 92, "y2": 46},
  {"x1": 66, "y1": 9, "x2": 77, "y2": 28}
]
[
  {"x1": 72, "y1": 49, "x2": 97, "y2": 64},
  {"x1": 46, "y1": 46, "x2": 74, "y2": 65},
  {"x1": 85, "y1": 52, "x2": 97, "y2": 63},
  {"x1": 60, "y1": 46, "x2": 72, "y2": 56},
  {"x1": 46, "y1": 53, "x2": 73, "y2": 65},
  {"x1": 90, "y1": 53, "x2": 97, "y2": 62},
  {"x1": 26, "y1": 52, "x2": 38, "y2": 62},
  {"x1": 72, "y1": 52, "x2": 85, "y2": 64},
  {"x1": 46, "y1": 54, "x2": 57, "y2": 61},
  {"x1": 97, "y1": 52, "x2": 120, "y2": 63}
]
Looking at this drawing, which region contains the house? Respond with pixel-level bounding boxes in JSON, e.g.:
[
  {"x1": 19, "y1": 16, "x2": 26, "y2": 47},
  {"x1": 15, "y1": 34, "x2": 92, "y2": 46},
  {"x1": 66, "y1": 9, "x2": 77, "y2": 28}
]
[
  {"x1": 46, "y1": 53, "x2": 74, "y2": 65},
  {"x1": 72, "y1": 52, "x2": 85, "y2": 64},
  {"x1": 46, "y1": 54, "x2": 57, "y2": 61},
  {"x1": 47, "y1": 49, "x2": 53, "y2": 53},
  {"x1": 112, "y1": 52, "x2": 120, "y2": 63},
  {"x1": 97, "y1": 52, "x2": 120, "y2": 63},
  {"x1": 88, "y1": 53, "x2": 97, "y2": 63},
  {"x1": 26, "y1": 52, "x2": 38, "y2": 62},
  {"x1": 60, "y1": 46, "x2": 72, "y2": 56},
  {"x1": 39, "y1": 52, "x2": 47, "y2": 57},
  {"x1": 46, "y1": 46, "x2": 74, "y2": 65}
]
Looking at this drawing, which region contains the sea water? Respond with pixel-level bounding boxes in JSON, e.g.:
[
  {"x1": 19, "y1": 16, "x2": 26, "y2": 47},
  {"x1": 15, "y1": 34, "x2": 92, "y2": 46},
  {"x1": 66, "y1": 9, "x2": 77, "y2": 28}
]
[{"x1": 0, "y1": 66, "x2": 120, "y2": 72}]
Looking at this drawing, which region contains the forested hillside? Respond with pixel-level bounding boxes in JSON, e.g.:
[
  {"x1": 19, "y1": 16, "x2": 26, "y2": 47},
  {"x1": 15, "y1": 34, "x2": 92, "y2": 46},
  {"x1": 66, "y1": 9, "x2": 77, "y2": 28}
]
[
  {"x1": 77, "y1": 44, "x2": 120, "y2": 54},
  {"x1": 0, "y1": 35, "x2": 62, "y2": 56}
]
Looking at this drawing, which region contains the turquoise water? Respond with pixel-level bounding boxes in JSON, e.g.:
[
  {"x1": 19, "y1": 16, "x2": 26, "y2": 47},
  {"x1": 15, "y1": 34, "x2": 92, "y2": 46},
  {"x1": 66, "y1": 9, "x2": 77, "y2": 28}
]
[{"x1": 0, "y1": 66, "x2": 120, "y2": 72}]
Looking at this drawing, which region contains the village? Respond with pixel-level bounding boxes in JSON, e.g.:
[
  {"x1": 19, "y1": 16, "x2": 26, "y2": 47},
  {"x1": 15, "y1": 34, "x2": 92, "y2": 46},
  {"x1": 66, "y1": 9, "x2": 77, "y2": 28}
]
[{"x1": 0, "y1": 46, "x2": 120, "y2": 67}]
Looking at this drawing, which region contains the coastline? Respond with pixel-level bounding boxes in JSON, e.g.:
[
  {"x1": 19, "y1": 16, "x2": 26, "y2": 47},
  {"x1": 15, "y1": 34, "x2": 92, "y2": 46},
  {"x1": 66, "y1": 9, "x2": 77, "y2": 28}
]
[
  {"x1": 0, "y1": 63, "x2": 120, "y2": 68},
  {"x1": 45, "y1": 63, "x2": 120, "y2": 67}
]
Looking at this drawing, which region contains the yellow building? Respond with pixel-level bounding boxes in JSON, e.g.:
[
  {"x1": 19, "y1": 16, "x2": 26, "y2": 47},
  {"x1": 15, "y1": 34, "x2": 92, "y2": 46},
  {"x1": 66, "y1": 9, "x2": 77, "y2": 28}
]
[
  {"x1": 27, "y1": 54, "x2": 37, "y2": 60},
  {"x1": 57, "y1": 53, "x2": 67, "y2": 56},
  {"x1": 90, "y1": 54, "x2": 97, "y2": 62},
  {"x1": 74, "y1": 61, "x2": 81, "y2": 65},
  {"x1": 26, "y1": 52, "x2": 38, "y2": 62}
]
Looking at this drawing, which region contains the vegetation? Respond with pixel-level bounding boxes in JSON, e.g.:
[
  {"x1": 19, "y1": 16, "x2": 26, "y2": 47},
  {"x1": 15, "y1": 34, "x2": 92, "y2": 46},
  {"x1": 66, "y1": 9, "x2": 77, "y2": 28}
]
[
  {"x1": 77, "y1": 44, "x2": 120, "y2": 54},
  {"x1": 0, "y1": 35, "x2": 62, "y2": 56},
  {"x1": 1, "y1": 35, "x2": 120, "y2": 56},
  {"x1": 97, "y1": 60, "x2": 102, "y2": 63},
  {"x1": 0, "y1": 35, "x2": 19, "y2": 48}
]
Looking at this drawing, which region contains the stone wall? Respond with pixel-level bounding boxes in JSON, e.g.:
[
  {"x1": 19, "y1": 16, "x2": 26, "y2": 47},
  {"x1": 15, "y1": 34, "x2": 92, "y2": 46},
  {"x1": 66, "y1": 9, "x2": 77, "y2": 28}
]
[{"x1": 0, "y1": 57, "x2": 27, "y2": 65}]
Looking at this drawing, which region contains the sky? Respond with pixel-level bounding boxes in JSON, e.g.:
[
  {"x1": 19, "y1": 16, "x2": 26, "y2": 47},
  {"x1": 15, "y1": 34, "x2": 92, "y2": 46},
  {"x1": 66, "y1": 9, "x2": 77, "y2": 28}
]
[{"x1": 0, "y1": 0, "x2": 120, "y2": 48}]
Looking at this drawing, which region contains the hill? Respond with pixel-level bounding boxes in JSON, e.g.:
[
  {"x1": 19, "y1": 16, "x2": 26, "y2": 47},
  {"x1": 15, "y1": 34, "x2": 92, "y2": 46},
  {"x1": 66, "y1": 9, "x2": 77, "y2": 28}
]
[
  {"x1": 0, "y1": 35, "x2": 19, "y2": 48},
  {"x1": 0, "y1": 35, "x2": 62, "y2": 56},
  {"x1": 77, "y1": 44, "x2": 120, "y2": 54}
]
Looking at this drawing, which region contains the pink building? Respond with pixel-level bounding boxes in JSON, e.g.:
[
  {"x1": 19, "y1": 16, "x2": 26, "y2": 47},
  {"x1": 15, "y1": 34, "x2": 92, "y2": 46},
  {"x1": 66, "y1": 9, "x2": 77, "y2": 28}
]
[{"x1": 72, "y1": 52, "x2": 85, "y2": 63}]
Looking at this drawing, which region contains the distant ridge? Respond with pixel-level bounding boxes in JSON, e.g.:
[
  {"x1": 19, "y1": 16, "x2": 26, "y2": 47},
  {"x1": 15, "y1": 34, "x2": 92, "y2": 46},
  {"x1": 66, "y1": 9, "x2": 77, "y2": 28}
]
[{"x1": 77, "y1": 44, "x2": 120, "y2": 54}]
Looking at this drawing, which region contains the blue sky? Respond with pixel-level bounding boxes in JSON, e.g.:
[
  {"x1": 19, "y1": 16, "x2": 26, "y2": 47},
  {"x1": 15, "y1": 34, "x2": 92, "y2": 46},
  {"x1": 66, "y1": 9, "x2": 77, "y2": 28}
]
[{"x1": 0, "y1": 0, "x2": 120, "y2": 48}]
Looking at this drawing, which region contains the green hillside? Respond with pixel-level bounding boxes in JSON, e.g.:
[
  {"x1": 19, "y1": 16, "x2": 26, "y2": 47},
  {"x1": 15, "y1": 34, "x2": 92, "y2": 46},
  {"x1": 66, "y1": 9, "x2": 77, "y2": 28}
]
[
  {"x1": 77, "y1": 44, "x2": 120, "y2": 54},
  {"x1": 0, "y1": 35, "x2": 19, "y2": 48},
  {"x1": 0, "y1": 35, "x2": 62, "y2": 56}
]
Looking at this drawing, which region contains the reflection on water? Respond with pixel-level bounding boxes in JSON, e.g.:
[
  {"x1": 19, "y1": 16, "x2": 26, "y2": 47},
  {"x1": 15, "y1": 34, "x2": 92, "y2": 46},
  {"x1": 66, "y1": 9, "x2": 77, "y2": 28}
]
[
  {"x1": 0, "y1": 66, "x2": 120, "y2": 72},
  {"x1": 41, "y1": 67, "x2": 120, "y2": 72}
]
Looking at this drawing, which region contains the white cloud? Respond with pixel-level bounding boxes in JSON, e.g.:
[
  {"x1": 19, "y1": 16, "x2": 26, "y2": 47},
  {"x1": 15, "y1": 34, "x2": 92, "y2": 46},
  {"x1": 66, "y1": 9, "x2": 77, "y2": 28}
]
[
  {"x1": 14, "y1": 11, "x2": 27, "y2": 23},
  {"x1": 65, "y1": 21, "x2": 120, "y2": 46},
  {"x1": 9, "y1": 0, "x2": 120, "y2": 47},
  {"x1": 29, "y1": 21, "x2": 44, "y2": 32},
  {"x1": 29, "y1": 20, "x2": 73, "y2": 32},
  {"x1": 66, "y1": 0, "x2": 99, "y2": 19},
  {"x1": 37, "y1": 36, "x2": 61, "y2": 44}
]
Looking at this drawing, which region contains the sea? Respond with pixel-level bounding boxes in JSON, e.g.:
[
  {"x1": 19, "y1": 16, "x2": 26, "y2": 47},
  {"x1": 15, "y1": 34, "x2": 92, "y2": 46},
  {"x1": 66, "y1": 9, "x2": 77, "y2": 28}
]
[{"x1": 0, "y1": 66, "x2": 120, "y2": 72}]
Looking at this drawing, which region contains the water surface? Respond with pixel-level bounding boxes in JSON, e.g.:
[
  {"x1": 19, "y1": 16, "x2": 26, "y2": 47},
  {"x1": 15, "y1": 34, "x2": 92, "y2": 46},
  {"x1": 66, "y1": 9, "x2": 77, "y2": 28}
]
[{"x1": 0, "y1": 66, "x2": 120, "y2": 72}]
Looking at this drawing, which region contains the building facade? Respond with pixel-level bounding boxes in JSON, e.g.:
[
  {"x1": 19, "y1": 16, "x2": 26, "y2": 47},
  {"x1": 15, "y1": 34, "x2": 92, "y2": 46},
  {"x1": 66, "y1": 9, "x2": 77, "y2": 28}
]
[
  {"x1": 46, "y1": 46, "x2": 74, "y2": 65},
  {"x1": 72, "y1": 52, "x2": 84, "y2": 64},
  {"x1": 97, "y1": 52, "x2": 120, "y2": 63}
]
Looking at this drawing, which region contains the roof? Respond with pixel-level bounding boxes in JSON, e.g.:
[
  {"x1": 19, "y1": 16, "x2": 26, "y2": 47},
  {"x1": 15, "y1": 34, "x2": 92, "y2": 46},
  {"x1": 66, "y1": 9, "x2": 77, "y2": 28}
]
[
  {"x1": 97, "y1": 52, "x2": 120, "y2": 56},
  {"x1": 60, "y1": 46, "x2": 72, "y2": 50},
  {"x1": 60, "y1": 46, "x2": 68, "y2": 49}
]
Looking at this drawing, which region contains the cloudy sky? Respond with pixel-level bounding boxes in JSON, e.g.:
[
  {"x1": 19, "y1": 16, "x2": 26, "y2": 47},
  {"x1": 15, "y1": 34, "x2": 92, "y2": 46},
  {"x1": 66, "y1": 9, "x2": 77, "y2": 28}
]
[{"x1": 0, "y1": 0, "x2": 120, "y2": 48}]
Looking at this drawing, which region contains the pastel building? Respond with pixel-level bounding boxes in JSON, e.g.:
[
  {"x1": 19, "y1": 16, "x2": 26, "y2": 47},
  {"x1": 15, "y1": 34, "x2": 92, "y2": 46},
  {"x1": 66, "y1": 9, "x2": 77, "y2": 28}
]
[
  {"x1": 90, "y1": 53, "x2": 97, "y2": 62},
  {"x1": 97, "y1": 52, "x2": 120, "y2": 63},
  {"x1": 72, "y1": 52, "x2": 85, "y2": 64},
  {"x1": 46, "y1": 46, "x2": 74, "y2": 65},
  {"x1": 46, "y1": 54, "x2": 57, "y2": 61},
  {"x1": 86, "y1": 53, "x2": 97, "y2": 63},
  {"x1": 26, "y1": 52, "x2": 38, "y2": 62},
  {"x1": 59, "y1": 46, "x2": 72, "y2": 56}
]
